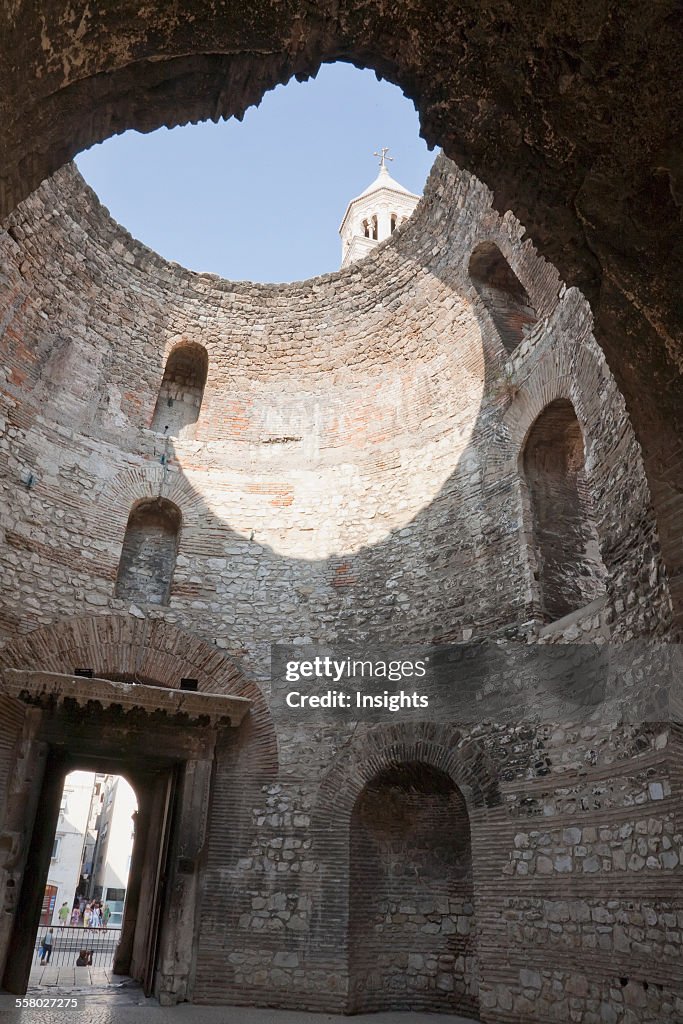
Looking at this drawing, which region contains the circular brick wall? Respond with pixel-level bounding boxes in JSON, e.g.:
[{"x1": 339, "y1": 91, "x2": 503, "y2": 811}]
[
  {"x1": 0, "y1": 155, "x2": 671, "y2": 679},
  {"x1": 0, "y1": 140, "x2": 679, "y2": 1024}
]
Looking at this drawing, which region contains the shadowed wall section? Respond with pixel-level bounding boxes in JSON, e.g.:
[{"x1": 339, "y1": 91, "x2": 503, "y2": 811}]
[
  {"x1": 469, "y1": 241, "x2": 538, "y2": 355},
  {"x1": 349, "y1": 761, "x2": 476, "y2": 1016},
  {"x1": 151, "y1": 343, "x2": 208, "y2": 438},
  {"x1": 522, "y1": 400, "x2": 607, "y2": 623}
]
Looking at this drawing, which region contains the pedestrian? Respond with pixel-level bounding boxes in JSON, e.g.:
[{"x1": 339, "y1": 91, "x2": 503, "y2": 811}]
[
  {"x1": 102, "y1": 904, "x2": 111, "y2": 928},
  {"x1": 58, "y1": 901, "x2": 70, "y2": 926},
  {"x1": 76, "y1": 949, "x2": 92, "y2": 967},
  {"x1": 91, "y1": 905, "x2": 101, "y2": 928},
  {"x1": 39, "y1": 928, "x2": 54, "y2": 964},
  {"x1": 71, "y1": 905, "x2": 81, "y2": 926},
  {"x1": 83, "y1": 904, "x2": 92, "y2": 928}
]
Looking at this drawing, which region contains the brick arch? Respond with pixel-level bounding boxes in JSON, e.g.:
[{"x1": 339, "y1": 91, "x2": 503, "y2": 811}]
[
  {"x1": 306, "y1": 722, "x2": 499, "y2": 1011},
  {"x1": 0, "y1": 613, "x2": 278, "y2": 774},
  {"x1": 315, "y1": 722, "x2": 501, "y2": 820},
  {"x1": 151, "y1": 339, "x2": 209, "y2": 437},
  {"x1": 479, "y1": 304, "x2": 650, "y2": 509},
  {"x1": 468, "y1": 240, "x2": 539, "y2": 355},
  {"x1": 0, "y1": 613, "x2": 239, "y2": 692},
  {"x1": 93, "y1": 465, "x2": 205, "y2": 546},
  {"x1": 479, "y1": 316, "x2": 670, "y2": 631},
  {"x1": 159, "y1": 335, "x2": 209, "y2": 364},
  {"x1": 481, "y1": 305, "x2": 607, "y2": 489}
]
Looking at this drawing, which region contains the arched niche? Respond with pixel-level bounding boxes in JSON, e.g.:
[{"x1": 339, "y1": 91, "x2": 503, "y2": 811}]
[
  {"x1": 521, "y1": 398, "x2": 607, "y2": 622},
  {"x1": 469, "y1": 241, "x2": 538, "y2": 354},
  {"x1": 114, "y1": 498, "x2": 182, "y2": 607},
  {"x1": 150, "y1": 343, "x2": 208, "y2": 437},
  {"x1": 349, "y1": 761, "x2": 477, "y2": 1017}
]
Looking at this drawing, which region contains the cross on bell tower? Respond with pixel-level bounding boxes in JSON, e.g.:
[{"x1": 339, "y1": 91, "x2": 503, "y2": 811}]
[{"x1": 373, "y1": 146, "x2": 393, "y2": 170}]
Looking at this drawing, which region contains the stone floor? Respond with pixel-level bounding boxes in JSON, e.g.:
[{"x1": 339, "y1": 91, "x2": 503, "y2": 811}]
[
  {"x1": 0, "y1": 1006, "x2": 480, "y2": 1023},
  {"x1": 0, "y1": 971, "x2": 480, "y2": 1023}
]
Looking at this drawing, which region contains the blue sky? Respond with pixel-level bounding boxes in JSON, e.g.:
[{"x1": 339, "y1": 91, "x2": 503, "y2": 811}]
[{"x1": 75, "y1": 63, "x2": 435, "y2": 283}]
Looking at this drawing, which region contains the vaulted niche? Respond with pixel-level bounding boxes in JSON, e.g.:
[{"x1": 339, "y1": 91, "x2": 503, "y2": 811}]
[
  {"x1": 469, "y1": 241, "x2": 538, "y2": 353},
  {"x1": 349, "y1": 762, "x2": 477, "y2": 1017},
  {"x1": 114, "y1": 498, "x2": 182, "y2": 606},
  {"x1": 522, "y1": 399, "x2": 607, "y2": 622},
  {"x1": 151, "y1": 343, "x2": 208, "y2": 438}
]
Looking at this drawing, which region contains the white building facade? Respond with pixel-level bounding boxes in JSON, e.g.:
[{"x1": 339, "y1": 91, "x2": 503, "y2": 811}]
[
  {"x1": 89, "y1": 775, "x2": 137, "y2": 926},
  {"x1": 45, "y1": 771, "x2": 96, "y2": 925}
]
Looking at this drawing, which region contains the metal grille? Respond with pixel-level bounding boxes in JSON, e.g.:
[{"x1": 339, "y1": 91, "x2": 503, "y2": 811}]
[{"x1": 34, "y1": 926, "x2": 122, "y2": 968}]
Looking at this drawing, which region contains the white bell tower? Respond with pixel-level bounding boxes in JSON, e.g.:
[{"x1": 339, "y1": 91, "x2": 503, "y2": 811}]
[{"x1": 339, "y1": 148, "x2": 420, "y2": 268}]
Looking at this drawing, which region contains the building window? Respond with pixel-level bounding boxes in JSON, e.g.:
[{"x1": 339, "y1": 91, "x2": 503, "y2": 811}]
[
  {"x1": 371, "y1": 214, "x2": 378, "y2": 240},
  {"x1": 150, "y1": 342, "x2": 208, "y2": 437},
  {"x1": 468, "y1": 241, "x2": 538, "y2": 354},
  {"x1": 114, "y1": 498, "x2": 182, "y2": 606},
  {"x1": 390, "y1": 213, "x2": 397, "y2": 233},
  {"x1": 51, "y1": 838, "x2": 61, "y2": 861},
  {"x1": 522, "y1": 399, "x2": 608, "y2": 622}
]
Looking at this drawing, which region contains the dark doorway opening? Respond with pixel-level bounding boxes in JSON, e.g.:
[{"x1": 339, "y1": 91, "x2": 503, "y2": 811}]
[
  {"x1": 3, "y1": 748, "x2": 179, "y2": 999},
  {"x1": 0, "y1": 698, "x2": 213, "y2": 1003},
  {"x1": 349, "y1": 761, "x2": 477, "y2": 1016}
]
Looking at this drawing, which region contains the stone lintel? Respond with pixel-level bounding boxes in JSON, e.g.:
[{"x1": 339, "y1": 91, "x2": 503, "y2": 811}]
[{"x1": 1, "y1": 670, "x2": 251, "y2": 726}]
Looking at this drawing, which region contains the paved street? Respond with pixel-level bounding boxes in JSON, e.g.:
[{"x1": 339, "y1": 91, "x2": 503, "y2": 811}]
[{"x1": 26, "y1": 964, "x2": 137, "y2": 996}]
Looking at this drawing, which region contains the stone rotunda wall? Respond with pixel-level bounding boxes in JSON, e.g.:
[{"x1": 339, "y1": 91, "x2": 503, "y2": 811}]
[
  {"x1": 0, "y1": 156, "x2": 681, "y2": 1020},
  {"x1": 0, "y1": 156, "x2": 669, "y2": 663}
]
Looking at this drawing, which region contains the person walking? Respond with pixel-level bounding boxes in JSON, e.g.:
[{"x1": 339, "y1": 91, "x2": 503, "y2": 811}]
[
  {"x1": 83, "y1": 904, "x2": 92, "y2": 928},
  {"x1": 39, "y1": 928, "x2": 54, "y2": 965},
  {"x1": 71, "y1": 905, "x2": 81, "y2": 926},
  {"x1": 58, "y1": 902, "x2": 70, "y2": 926},
  {"x1": 102, "y1": 903, "x2": 111, "y2": 928}
]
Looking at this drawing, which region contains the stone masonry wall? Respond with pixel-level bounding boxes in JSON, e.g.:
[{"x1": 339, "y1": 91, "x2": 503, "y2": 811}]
[
  {"x1": 348, "y1": 764, "x2": 476, "y2": 1015},
  {"x1": 0, "y1": 155, "x2": 679, "y2": 1021},
  {"x1": 0, "y1": 157, "x2": 670, "y2": 660}
]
